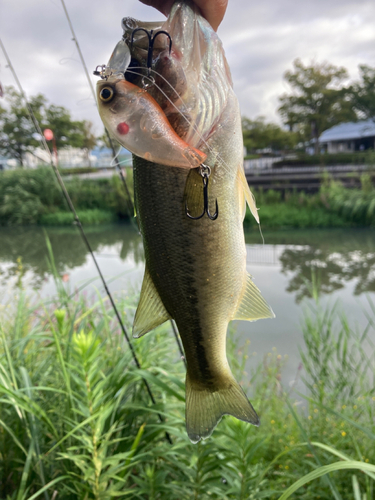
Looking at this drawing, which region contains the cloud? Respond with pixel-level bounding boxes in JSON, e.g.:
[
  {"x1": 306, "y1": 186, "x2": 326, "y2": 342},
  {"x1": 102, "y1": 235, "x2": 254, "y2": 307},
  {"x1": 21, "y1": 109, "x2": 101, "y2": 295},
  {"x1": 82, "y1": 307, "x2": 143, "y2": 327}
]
[{"x1": 0, "y1": 0, "x2": 374, "y2": 132}]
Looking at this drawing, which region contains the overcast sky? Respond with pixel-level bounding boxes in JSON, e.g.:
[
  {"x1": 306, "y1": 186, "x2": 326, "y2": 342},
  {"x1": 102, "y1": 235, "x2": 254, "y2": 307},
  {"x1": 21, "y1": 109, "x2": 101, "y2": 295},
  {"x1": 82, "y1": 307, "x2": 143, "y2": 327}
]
[{"x1": 1, "y1": 0, "x2": 374, "y2": 135}]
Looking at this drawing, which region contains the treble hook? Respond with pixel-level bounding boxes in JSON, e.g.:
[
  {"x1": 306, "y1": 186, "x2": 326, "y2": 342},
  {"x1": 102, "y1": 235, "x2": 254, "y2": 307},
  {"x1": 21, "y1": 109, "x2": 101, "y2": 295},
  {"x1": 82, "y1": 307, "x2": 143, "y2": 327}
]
[
  {"x1": 131, "y1": 28, "x2": 172, "y2": 77},
  {"x1": 186, "y1": 167, "x2": 219, "y2": 221}
]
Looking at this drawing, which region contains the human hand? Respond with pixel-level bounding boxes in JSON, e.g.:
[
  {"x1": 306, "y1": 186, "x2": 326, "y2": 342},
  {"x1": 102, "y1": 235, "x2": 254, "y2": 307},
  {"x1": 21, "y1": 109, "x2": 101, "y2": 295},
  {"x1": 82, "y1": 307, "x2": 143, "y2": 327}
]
[{"x1": 139, "y1": 0, "x2": 228, "y2": 31}]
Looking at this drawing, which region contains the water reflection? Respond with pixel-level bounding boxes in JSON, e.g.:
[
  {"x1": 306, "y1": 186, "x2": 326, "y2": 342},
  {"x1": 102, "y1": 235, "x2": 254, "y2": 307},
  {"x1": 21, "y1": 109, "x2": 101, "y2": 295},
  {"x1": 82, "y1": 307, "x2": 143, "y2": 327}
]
[
  {"x1": 0, "y1": 224, "x2": 144, "y2": 290},
  {"x1": 245, "y1": 228, "x2": 375, "y2": 302},
  {"x1": 0, "y1": 225, "x2": 374, "y2": 303}
]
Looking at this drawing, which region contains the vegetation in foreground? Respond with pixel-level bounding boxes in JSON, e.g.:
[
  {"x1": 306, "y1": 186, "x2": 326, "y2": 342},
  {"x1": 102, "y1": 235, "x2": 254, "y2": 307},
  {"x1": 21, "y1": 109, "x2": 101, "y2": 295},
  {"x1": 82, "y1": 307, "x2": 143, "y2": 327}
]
[
  {"x1": 1, "y1": 166, "x2": 375, "y2": 228},
  {"x1": 0, "y1": 260, "x2": 374, "y2": 499}
]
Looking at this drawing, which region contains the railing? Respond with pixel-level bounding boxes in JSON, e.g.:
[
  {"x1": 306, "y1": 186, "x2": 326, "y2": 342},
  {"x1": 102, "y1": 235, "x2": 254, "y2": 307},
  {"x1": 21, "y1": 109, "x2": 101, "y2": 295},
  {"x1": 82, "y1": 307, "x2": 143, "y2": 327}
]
[{"x1": 244, "y1": 163, "x2": 370, "y2": 176}]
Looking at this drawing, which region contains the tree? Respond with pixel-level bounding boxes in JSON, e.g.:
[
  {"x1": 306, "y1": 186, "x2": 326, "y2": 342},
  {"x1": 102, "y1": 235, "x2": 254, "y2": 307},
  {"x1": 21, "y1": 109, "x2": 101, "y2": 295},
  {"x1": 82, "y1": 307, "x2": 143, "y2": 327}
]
[
  {"x1": 350, "y1": 65, "x2": 375, "y2": 122},
  {"x1": 0, "y1": 87, "x2": 46, "y2": 166},
  {"x1": 278, "y1": 59, "x2": 356, "y2": 154},
  {"x1": 44, "y1": 104, "x2": 90, "y2": 149},
  {"x1": 242, "y1": 116, "x2": 298, "y2": 153},
  {"x1": 0, "y1": 86, "x2": 97, "y2": 166}
]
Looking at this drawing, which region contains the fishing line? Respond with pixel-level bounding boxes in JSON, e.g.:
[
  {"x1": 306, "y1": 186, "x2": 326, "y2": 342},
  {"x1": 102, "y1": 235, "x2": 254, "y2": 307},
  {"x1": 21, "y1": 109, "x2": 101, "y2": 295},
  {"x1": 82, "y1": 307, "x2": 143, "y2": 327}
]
[
  {"x1": 0, "y1": 38, "x2": 173, "y2": 445},
  {"x1": 59, "y1": 0, "x2": 134, "y2": 222},
  {"x1": 126, "y1": 67, "x2": 260, "y2": 223},
  {"x1": 60, "y1": 2, "x2": 187, "y2": 384},
  {"x1": 258, "y1": 223, "x2": 265, "y2": 246},
  {"x1": 171, "y1": 320, "x2": 186, "y2": 368}
]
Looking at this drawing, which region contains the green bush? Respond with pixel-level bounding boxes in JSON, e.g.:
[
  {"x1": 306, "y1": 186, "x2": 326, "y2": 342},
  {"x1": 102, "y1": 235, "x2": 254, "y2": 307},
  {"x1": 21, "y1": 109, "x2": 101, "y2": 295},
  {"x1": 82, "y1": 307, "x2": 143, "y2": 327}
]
[
  {"x1": 60, "y1": 166, "x2": 107, "y2": 175},
  {"x1": 248, "y1": 175, "x2": 375, "y2": 228},
  {"x1": 1, "y1": 166, "x2": 373, "y2": 228},
  {"x1": 0, "y1": 167, "x2": 134, "y2": 225},
  {"x1": 245, "y1": 203, "x2": 348, "y2": 228},
  {"x1": 39, "y1": 208, "x2": 117, "y2": 225},
  {"x1": 274, "y1": 152, "x2": 372, "y2": 167}
]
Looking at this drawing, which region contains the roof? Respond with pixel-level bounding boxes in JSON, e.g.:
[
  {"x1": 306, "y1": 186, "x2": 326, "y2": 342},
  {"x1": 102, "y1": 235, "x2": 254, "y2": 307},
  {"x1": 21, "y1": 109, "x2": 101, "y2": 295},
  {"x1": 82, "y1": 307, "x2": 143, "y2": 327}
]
[{"x1": 320, "y1": 119, "x2": 375, "y2": 142}]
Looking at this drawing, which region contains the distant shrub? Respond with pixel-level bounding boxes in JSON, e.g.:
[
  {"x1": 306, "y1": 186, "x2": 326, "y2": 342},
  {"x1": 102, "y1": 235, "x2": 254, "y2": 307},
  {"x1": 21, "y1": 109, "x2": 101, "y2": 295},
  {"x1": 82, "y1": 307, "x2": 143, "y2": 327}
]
[
  {"x1": 274, "y1": 152, "x2": 372, "y2": 167},
  {"x1": 60, "y1": 167, "x2": 103, "y2": 175},
  {"x1": 244, "y1": 203, "x2": 348, "y2": 228},
  {"x1": 39, "y1": 209, "x2": 117, "y2": 226},
  {"x1": 0, "y1": 167, "x2": 134, "y2": 225}
]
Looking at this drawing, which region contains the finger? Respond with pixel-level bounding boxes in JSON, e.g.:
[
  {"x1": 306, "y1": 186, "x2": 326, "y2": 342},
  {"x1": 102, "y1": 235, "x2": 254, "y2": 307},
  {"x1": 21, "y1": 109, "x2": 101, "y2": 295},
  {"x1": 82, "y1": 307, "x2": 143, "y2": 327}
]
[
  {"x1": 138, "y1": 0, "x2": 174, "y2": 17},
  {"x1": 193, "y1": 0, "x2": 228, "y2": 31},
  {"x1": 138, "y1": 0, "x2": 228, "y2": 31}
]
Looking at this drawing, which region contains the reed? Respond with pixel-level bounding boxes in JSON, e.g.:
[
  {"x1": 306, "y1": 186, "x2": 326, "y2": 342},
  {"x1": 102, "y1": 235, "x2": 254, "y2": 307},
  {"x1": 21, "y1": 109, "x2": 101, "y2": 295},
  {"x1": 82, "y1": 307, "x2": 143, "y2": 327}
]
[{"x1": 0, "y1": 262, "x2": 374, "y2": 498}]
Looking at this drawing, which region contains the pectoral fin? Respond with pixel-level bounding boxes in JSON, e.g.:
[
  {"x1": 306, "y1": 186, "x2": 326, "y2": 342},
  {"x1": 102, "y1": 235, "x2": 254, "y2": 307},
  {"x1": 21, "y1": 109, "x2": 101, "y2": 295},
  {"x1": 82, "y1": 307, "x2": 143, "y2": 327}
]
[
  {"x1": 232, "y1": 273, "x2": 275, "y2": 321},
  {"x1": 133, "y1": 266, "x2": 172, "y2": 338},
  {"x1": 237, "y1": 166, "x2": 259, "y2": 223}
]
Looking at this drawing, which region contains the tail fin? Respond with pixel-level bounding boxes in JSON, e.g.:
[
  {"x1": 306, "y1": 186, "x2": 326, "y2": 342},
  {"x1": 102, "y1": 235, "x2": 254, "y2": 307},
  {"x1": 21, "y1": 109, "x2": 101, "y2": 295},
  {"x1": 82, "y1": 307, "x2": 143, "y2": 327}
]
[{"x1": 185, "y1": 373, "x2": 259, "y2": 443}]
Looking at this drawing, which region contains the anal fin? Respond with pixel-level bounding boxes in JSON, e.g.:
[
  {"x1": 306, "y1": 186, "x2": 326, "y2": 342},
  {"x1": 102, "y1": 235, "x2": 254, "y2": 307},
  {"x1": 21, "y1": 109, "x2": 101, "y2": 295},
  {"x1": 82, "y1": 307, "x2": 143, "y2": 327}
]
[
  {"x1": 233, "y1": 273, "x2": 275, "y2": 321},
  {"x1": 133, "y1": 266, "x2": 172, "y2": 338}
]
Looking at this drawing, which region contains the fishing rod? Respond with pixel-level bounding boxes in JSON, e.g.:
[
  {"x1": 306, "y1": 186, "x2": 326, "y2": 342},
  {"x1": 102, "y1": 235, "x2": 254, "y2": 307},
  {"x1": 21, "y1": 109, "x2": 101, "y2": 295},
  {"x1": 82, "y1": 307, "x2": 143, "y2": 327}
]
[
  {"x1": 0, "y1": 37, "x2": 173, "y2": 444},
  {"x1": 59, "y1": 0, "x2": 134, "y2": 221},
  {"x1": 59, "y1": 0, "x2": 187, "y2": 365}
]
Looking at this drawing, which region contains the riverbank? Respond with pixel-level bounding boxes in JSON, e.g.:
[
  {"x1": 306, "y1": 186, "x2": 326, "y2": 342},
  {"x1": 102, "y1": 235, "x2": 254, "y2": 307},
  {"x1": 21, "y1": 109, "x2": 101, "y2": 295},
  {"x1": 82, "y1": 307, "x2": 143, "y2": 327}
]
[
  {"x1": 1, "y1": 282, "x2": 374, "y2": 499},
  {"x1": 0, "y1": 167, "x2": 374, "y2": 228}
]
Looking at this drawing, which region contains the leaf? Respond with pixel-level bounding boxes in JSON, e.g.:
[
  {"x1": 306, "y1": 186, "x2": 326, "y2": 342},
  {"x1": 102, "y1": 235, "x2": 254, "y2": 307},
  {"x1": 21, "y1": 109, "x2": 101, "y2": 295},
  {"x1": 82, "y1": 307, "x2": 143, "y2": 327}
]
[{"x1": 277, "y1": 461, "x2": 375, "y2": 500}]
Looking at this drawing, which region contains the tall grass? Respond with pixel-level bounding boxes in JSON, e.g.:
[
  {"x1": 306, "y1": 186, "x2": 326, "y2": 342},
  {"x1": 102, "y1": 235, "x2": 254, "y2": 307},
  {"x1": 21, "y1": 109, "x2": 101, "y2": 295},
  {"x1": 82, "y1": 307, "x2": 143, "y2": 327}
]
[{"x1": 0, "y1": 267, "x2": 374, "y2": 498}]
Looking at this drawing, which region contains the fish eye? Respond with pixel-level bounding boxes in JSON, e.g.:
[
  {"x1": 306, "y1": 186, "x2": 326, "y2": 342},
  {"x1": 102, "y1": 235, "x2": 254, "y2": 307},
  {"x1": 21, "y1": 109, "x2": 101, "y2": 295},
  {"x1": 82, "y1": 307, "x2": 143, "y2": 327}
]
[{"x1": 99, "y1": 87, "x2": 114, "y2": 102}]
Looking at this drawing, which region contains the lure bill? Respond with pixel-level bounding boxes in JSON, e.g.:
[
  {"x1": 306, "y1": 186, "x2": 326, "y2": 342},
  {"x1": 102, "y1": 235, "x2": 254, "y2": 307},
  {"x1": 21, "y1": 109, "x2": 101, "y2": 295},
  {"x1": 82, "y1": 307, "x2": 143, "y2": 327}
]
[{"x1": 95, "y1": 0, "x2": 274, "y2": 443}]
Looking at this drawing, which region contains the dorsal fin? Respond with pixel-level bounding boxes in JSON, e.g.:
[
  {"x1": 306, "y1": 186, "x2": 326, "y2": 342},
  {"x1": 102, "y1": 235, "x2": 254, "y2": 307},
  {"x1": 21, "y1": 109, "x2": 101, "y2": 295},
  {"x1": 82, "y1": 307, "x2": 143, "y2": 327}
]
[
  {"x1": 133, "y1": 266, "x2": 172, "y2": 338},
  {"x1": 232, "y1": 273, "x2": 275, "y2": 321}
]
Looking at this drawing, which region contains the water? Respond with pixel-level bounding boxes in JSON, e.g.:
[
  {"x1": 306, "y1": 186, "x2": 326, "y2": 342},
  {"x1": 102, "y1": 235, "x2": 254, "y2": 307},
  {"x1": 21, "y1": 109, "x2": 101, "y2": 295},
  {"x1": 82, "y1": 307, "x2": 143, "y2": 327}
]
[{"x1": 1, "y1": 224, "x2": 374, "y2": 387}]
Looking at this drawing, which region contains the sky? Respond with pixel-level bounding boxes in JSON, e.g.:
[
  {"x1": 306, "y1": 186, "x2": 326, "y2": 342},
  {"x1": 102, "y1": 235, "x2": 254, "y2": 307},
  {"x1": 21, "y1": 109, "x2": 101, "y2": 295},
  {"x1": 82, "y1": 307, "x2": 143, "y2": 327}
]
[{"x1": 1, "y1": 0, "x2": 374, "y2": 136}]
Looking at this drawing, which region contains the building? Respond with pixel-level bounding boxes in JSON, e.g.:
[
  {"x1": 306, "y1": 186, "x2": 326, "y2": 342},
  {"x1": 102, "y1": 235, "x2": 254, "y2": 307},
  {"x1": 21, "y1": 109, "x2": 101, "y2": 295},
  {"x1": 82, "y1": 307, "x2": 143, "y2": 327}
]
[
  {"x1": 0, "y1": 154, "x2": 17, "y2": 170},
  {"x1": 319, "y1": 119, "x2": 375, "y2": 153}
]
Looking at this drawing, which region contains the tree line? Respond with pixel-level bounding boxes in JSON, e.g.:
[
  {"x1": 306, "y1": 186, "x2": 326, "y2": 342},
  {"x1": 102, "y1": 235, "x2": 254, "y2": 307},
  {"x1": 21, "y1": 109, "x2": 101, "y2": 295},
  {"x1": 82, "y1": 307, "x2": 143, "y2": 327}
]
[
  {"x1": 0, "y1": 87, "x2": 97, "y2": 167},
  {"x1": 244, "y1": 60, "x2": 375, "y2": 154},
  {"x1": 1, "y1": 59, "x2": 374, "y2": 166}
]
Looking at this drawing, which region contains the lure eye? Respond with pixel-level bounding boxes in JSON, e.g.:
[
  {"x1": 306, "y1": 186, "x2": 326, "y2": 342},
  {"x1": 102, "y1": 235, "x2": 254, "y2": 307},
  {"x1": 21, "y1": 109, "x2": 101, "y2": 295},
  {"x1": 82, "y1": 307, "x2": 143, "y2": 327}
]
[{"x1": 99, "y1": 87, "x2": 114, "y2": 102}]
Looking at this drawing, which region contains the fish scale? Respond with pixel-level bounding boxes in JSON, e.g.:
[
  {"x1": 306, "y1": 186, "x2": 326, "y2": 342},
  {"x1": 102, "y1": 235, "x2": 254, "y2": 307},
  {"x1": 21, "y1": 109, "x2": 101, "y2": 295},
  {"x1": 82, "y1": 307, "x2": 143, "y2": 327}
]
[{"x1": 134, "y1": 151, "x2": 244, "y2": 377}]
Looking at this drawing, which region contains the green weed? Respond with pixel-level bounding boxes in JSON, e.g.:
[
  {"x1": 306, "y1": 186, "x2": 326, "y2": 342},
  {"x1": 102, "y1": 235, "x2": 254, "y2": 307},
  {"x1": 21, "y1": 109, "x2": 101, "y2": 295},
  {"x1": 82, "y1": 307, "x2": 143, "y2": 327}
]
[{"x1": 0, "y1": 273, "x2": 374, "y2": 498}]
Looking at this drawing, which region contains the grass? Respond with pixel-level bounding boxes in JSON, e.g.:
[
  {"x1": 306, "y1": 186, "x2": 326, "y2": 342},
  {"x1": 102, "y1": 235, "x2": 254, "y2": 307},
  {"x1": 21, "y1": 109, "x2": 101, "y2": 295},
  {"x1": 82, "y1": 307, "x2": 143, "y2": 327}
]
[
  {"x1": 245, "y1": 203, "x2": 348, "y2": 228},
  {"x1": 39, "y1": 209, "x2": 117, "y2": 226},
  {"x1": 0, "y1": 250, "x2": 374, "y2": 499},
  {"x1": 245, "y1": 174, "x2": 375, "y2": 228},
  {"x1": 0, "y1": 167, "x2": 133, "y2": 226},
  {"x1": 1, "y1": 166, "x2": 374, "y2": 228}
]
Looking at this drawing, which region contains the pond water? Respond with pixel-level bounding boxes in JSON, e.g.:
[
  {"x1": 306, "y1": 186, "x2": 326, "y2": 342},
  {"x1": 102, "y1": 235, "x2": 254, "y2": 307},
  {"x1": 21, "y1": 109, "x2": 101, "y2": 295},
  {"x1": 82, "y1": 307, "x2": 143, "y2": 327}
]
[{"x1": 1, "y1": 224, "x2": 374, "y2": 388}]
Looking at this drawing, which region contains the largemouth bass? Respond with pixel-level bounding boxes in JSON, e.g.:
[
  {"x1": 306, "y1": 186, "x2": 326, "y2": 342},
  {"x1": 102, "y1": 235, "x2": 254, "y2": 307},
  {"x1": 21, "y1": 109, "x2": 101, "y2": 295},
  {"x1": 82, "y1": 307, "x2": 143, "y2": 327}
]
[{"x1": 96, "y1": 0, "x2": 274, "y2": 443}]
